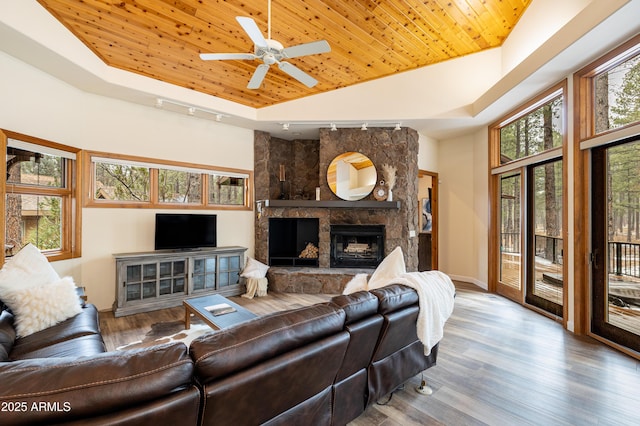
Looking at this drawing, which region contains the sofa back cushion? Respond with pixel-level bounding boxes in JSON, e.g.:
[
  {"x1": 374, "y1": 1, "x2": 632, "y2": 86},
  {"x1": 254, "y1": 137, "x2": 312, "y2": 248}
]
[
  {"x1": 0, "y1": 310, "x2": 16, "y2": 362},
  {"x1": 0, "y1": 342, "x2": 194, "y2": 425},
  {"x1": 190, "y1": 303, "x2": 345, "y2": 382}
]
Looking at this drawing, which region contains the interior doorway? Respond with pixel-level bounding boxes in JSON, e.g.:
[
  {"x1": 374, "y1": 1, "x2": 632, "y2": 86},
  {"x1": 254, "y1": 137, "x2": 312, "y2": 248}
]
[{"x1": 418, "y1": 170, "x2": 438, "y2": 271}]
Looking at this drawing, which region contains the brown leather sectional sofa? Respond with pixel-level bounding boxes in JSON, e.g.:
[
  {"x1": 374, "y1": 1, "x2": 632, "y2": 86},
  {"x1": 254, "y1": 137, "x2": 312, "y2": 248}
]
[{"x1": 0, "y1": 284, "x2": 438, "y2": 425}]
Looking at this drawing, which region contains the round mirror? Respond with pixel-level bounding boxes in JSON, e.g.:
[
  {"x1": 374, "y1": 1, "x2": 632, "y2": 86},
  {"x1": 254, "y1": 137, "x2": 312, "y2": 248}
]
[{"x1": 327, "y1": 152, "x2": 377, "y2": 201}]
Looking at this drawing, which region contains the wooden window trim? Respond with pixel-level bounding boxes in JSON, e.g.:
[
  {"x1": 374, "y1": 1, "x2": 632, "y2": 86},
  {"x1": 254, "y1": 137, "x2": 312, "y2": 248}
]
[
  {"x1": 0, "y1": 129, "x2": 82, "y2": 265},
  {"x1": 84, "y1": 150, "x2": 253, "y2": 210},
  {"x1": 572, "y1": 34, "x2": 640, "y2": 336},
  {"x1": 487, "y1": 80, "x2": 569, "y2": 328}
]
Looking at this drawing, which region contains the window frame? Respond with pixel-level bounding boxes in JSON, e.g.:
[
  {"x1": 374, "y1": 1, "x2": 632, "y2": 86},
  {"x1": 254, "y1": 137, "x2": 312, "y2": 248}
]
[
  {"x1": 1, "y1": 129, "x2": 82, "y2": 264},
  {"x1": 84, "y1": 151, "x2": 253, "y2": 210},
  {"x1": 488, "y1": 80, "x2": 568, "y2": 326}
]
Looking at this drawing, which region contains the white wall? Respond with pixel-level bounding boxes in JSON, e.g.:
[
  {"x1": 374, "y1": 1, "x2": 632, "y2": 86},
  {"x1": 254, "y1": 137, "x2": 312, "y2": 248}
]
[
  {"x1": 437, "y1": 131, "x2": 489, "y2": 288},
  {"x1": 0, "y1": 52, "x2": 255, "y2": 311}
]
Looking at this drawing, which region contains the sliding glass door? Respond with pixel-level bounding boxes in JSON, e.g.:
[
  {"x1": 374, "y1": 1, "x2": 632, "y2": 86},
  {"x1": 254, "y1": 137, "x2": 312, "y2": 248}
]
[
  {"x1": 526, "y1": 160, "x2": 563, "y2": 316},
  {"x1": 591, "y1": 139, "x2": 640, "y2": 352}
]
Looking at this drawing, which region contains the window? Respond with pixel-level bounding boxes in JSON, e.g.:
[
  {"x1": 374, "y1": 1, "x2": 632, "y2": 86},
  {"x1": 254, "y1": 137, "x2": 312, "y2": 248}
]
[
  {"x1": 1, "y1": 130, "x2": 81, "y2": 262},
  {"x1": 593, "y1": 49, "x2": 640, "y2": 134},
  {"x1": 85, "y1": 151, "x2": 252, "y2": 210},
  {"x1": 498, "y1": 90, "x2": 564, "y2": 165},
  {"x1": 488, "y1": 81, "x2": 567, "y2": 319}
]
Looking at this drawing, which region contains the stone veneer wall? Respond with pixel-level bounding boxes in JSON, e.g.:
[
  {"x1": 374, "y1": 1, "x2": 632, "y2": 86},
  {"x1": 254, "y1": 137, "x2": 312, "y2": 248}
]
[{"x1": 254, "y1": 127, "x2": 420, "y2": 274}]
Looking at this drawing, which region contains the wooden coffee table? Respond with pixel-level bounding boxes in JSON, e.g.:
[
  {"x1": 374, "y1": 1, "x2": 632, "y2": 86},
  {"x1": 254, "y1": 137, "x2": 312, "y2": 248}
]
[{"x1": 183, "y1": 294, "x2": 257, "y2": 330}]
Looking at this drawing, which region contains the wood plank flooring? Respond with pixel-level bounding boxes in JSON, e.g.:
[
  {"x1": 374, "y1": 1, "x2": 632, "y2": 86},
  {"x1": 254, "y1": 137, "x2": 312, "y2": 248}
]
[{"x1": 99, "y1": 282, "x2": 640, "y2": 426}]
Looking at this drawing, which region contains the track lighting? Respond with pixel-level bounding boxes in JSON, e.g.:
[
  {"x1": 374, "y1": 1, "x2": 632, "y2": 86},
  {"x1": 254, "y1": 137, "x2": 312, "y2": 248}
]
[
  {"x1": 361, "y1": 123, "x2": 368, "y2": 131},
  {"x1": 154, "y1": 98, "x2": 227, "y2": 122}
]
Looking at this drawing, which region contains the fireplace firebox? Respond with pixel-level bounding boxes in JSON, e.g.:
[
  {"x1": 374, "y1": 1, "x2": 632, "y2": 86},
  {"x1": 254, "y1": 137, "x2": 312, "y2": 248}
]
[{"x1": 330, "y1": 224, "x2": 385, "y2": 268}]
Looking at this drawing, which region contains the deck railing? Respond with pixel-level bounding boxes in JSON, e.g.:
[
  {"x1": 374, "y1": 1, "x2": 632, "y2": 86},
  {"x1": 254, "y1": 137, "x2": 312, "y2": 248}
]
[{"x1": 609, "y1": 242, "x2": 640, "y2": 279}]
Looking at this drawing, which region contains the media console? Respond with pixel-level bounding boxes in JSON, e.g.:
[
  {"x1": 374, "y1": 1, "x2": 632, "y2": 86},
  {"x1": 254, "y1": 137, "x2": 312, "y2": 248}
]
[{"x1": 113, "y1": 246, "x2": 247, "y2": 317}]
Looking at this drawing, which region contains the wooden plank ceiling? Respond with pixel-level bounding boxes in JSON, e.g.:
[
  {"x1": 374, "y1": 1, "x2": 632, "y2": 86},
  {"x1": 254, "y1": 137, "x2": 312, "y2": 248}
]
[{"x1": 37, "y1": 0, "x2": 531, "y2": 109}]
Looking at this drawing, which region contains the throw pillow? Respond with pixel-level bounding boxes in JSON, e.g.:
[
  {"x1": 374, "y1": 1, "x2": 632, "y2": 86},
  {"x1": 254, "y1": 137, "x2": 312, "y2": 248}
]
[
  {"x1": 241, "y1": 257, "x2": 269, "y2": 279},
  {"x1": 367, "y1": 246, "x2": 406, "y2": 290},
  {"x1": 342, "y1": 273, "x2": 369, "y2": 294},
  {"x1": 2, "y1": 276, "x2": 82, "y2": 338},
  {"x1": 0, "y1": 243, "x2": 60, "y2": 297}
]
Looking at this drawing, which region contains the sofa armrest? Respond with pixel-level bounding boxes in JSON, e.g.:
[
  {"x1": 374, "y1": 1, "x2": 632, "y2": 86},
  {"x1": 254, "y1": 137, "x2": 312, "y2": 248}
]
[{"x1": 0, "y1": 342, "x2": 194, "y2": 425}]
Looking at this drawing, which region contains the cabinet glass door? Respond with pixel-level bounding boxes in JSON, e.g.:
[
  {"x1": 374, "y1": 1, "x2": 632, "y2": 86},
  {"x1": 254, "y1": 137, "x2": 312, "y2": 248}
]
[
  {"x1": 219, "y1": 255, "x2": 241, "y2": 287},
  {"x1": 193, "y1": 257, "x2": 216, "y2": 291}
]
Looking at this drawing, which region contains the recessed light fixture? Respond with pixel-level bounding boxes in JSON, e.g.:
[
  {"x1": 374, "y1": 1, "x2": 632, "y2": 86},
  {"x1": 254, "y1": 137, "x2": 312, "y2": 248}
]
[{"x1": 361, "y1": 123, "x2": 368, "y2": 131}]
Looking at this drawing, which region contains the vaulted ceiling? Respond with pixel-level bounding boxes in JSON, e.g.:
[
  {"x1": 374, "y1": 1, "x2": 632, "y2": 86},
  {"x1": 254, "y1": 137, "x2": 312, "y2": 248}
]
[{"x1": 37, "y1": 0, "x2": 532, "y2": 109}]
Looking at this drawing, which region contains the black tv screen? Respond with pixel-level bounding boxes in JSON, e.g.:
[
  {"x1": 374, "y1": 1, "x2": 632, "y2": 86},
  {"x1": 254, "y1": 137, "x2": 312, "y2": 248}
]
[{"x1": 154, "y1": 213, "x2": 217, "y2": 250}]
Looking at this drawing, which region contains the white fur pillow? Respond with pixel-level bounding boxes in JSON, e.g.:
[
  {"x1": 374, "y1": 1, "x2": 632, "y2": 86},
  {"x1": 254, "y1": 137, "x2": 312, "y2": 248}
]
[
  {"x1": 0, "y1": 243, "x2": 60, "y2": 296},
  {"x1": 342, "y1": 273, "x2": 369, "y2": 294},
  {"x1": 241, "y1": 257, "x2": 270, "y2": 279},
  {"x1": 2, "y1": 277, "x2": 82, "y2": 338},
  {"x1": 367, "y1": 246, "x2": 406, "y2": 290}
]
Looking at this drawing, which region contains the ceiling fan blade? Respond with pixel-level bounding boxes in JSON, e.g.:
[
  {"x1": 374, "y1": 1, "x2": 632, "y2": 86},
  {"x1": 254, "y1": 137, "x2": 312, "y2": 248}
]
[
  {"x1": 282, "y1": 40, "x2": 331, "y2": 59},
  {"x1": 278, "y1": 61, "x2": 318, "y2": 88},
  {"x1": 247, "y1": 64, "x2": 270, "y2": 89},
  {"x1": 200, "y1": 53, "x2": 256, "y2": 61},
  {"x1": 236, "y1": 17, "x2": 268, "y2": 48}
]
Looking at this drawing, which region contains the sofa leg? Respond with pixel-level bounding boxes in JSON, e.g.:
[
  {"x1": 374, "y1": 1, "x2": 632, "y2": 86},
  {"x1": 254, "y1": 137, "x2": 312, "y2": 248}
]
[{"x1": 415, "y1": 374, "x2": 433, "y2": 395}]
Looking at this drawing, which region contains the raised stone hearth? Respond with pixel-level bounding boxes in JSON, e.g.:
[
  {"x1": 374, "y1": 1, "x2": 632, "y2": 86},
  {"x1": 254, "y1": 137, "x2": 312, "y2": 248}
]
[
  {"x1": 254, "y1": 127, "x2": 419, "y2": 293},
  {"x1": 267, "y1": 267, "x2": 371, "y2": 294}
]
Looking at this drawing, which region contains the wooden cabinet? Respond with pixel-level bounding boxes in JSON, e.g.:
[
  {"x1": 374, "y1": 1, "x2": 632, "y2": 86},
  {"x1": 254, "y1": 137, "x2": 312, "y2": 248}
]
[{"x1": 113, "y1": 246, "x2": 247, "y2": 317}]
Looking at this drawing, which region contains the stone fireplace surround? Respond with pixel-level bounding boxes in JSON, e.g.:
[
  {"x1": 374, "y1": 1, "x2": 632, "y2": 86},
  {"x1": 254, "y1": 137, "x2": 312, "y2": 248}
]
[{"x1": 254, "y1": 127, "x2": 420, "y2": 293}]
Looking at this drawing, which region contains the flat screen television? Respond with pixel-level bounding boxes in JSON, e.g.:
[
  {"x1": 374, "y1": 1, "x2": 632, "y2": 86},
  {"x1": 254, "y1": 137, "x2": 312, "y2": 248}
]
[{"x1": 154, "y1": 213, "x2": 217, "y2": 250}]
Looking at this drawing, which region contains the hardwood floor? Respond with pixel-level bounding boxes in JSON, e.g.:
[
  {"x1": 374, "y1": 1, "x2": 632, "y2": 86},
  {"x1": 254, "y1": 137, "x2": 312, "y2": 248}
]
[{"x1": 99, "y1": 282, "x2": 640, "y2": 426}]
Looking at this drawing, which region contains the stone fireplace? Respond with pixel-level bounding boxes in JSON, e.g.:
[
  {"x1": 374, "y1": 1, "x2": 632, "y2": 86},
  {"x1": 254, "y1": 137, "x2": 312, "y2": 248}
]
[
  {"x1": 330, "y1": 224, "x2": 384, "y2": 268},
  {"x1": 253, "y1": 127, "x2": 420, "y2": 292}
]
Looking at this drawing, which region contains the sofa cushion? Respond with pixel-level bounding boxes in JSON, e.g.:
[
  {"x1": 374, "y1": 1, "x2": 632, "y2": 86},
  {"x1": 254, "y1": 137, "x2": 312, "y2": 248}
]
[
  {"x1": 10, "y1": 303, "x2": 102, "y2": 359},
  {"x1": 0, "y1": 343, "x2": 194, "y2": 425},
  {"x1": 2, "y1": 276, "x2": 83, "y2": 338},
  {"x1": 331, "y1": 291, "x2": 379, "y2": 324},
  {"x1": 370, "y1": 284, "x2": 419, "y2": 314},
  {"x1": 11, "y1": 334, "x2": 107, "y2": 360},
  {"x1": 190, "y1": 303, "x2": 346, "y2": 381},
  {"x1": 0, "y1": 310, "x2": 16, "y2": 362}
]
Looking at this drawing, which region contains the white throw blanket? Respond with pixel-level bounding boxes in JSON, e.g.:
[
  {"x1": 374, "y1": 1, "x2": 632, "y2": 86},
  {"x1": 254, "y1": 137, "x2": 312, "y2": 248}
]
[{"x1": 381, "y1": 271, "x2": 455, "y2": 355}]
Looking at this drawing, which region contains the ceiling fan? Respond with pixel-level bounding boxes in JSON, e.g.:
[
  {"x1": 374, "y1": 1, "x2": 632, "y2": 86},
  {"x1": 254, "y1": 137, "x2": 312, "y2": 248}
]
[{"x1": 199, "y1": 0, "x2": 330, "y2": 89}]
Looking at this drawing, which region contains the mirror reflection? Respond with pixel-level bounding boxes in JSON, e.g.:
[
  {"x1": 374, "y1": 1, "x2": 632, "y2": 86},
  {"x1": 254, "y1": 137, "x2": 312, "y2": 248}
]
[{"x1": 327, "y1": 152, "x2": 377, "y2": 201}]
